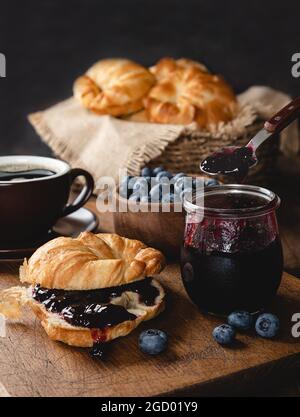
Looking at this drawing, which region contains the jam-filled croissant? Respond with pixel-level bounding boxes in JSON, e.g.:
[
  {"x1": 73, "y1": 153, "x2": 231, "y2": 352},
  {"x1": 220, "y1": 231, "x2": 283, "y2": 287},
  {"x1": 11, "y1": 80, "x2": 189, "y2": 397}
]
[{"x1": 0, "y1": 232, "x2": 166, "y2": 350}]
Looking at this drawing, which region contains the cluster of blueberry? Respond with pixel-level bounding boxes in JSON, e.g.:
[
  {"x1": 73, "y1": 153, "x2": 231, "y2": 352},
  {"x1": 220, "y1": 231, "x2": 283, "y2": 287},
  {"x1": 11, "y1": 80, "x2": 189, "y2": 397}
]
[
  {"x1": 213, "y1": 311, "x2": 280, "y2": 345},
  {"x1": 119, "y1": 166, "x2": 219, "y2": 203},
  {"x1": 137, "y1": 312, "x2": 280, "y2": 355}
]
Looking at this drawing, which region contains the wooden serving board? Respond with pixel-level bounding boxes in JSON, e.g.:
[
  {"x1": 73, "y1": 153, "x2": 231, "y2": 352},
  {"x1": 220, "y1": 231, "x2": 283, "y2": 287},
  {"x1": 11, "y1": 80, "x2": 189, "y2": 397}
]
[{"x1": 0, "y1": 264, "x2": 300, "y2": 397}]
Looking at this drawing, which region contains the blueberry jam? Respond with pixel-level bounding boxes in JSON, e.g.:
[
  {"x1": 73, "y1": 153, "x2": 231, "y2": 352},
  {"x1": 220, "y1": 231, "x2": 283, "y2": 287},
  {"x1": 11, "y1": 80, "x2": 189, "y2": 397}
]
[
  {"x1": 90, "y1": 342, "x2": 109, "y2": 359},
  {"x1": 200, "y1": 146, "x2": 256, "y2": 181},
  {"x1": 61, "y1": 303, "x2": 137, "y2": 328},
  {"x1": 32, "y1": 277, "x2": 159, "y2": 329},
  {"x1": 181, "y1": 187, "x2": 283, "y2": 315}
]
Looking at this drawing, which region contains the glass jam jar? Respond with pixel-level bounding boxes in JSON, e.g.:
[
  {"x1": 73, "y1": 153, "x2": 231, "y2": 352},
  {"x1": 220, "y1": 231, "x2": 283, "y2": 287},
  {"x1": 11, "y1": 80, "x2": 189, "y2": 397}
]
[{"x1": 180, "y1": 185, "x2": 283, "y2": 315}]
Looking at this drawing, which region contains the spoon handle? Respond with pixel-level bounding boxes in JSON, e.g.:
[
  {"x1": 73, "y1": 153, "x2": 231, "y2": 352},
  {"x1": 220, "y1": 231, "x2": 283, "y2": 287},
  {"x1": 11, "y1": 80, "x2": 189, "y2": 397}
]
[{"x1": 264, "y1": 96, "x2": 300, "y2": 133}]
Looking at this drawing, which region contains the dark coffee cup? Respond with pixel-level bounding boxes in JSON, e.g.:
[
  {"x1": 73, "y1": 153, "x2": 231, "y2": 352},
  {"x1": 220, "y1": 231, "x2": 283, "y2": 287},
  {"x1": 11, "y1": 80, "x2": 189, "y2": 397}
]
[{"x1": 0, "y1": 155, "x2": 94, "y2": 247}]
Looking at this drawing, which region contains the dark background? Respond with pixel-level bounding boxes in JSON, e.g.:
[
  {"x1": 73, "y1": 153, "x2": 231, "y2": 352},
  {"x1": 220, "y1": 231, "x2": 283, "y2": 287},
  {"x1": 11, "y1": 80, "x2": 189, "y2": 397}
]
[{"x1": 0, "y1": 0, "x2": 299, "y2": 156}]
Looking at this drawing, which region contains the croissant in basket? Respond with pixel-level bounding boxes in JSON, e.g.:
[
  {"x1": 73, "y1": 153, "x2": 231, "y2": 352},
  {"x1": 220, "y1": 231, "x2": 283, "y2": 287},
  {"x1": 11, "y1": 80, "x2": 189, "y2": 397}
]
[
  {"x1": 74, "y1": 58, "x2": 155, "y2": 117},
  {"x1": 144, "y1": 57, "x2": 238, "y2": 128},
  {"x1": 150, "y1": 57, "x2": 209, "y2": 81}
]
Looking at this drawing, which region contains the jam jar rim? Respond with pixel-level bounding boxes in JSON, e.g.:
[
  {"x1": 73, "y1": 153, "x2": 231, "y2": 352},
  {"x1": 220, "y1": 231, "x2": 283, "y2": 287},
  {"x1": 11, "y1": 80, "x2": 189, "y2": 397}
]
[{"x1": 183, "y1": 184, "x2": 281, "y2": 218}]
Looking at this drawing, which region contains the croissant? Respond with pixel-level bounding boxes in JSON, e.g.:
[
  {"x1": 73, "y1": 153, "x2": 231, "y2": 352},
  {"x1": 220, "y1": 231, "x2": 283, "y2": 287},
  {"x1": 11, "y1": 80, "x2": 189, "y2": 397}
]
[
  {"x1": 150, "y1": 57, "x2": 208, "y2": 81},
  {"x1": 20, "y1": 232, "x2": 166, "y2": 290},
  {"x1": 73, "y1": 58, "x2": 155, "y2": 116},
  {"x1": 145, "y1": 57, "x2": 237, "y2": 127},
  {"x1": 0, "y1": 232, "x2": 166, "y2": 348}
]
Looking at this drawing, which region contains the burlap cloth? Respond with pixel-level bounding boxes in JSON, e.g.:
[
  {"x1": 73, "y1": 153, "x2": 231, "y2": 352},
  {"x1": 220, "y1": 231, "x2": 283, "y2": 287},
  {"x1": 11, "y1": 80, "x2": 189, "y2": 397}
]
[{"x1": 29, "y1": 86, "x2": 299, "y2": 186}]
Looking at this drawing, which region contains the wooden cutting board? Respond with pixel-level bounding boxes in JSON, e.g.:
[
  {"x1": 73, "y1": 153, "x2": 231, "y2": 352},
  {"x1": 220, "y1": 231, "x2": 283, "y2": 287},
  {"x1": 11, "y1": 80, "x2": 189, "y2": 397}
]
[{"x1": 0, "y1": 264, "x2": 300, "y2": 397}]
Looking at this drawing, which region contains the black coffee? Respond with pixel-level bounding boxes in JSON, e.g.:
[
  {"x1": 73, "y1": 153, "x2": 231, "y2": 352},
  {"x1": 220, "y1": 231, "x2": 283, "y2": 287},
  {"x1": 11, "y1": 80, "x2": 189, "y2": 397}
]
[{"x1": 0, "y1": 169, "x2": 56, "y2": 181}]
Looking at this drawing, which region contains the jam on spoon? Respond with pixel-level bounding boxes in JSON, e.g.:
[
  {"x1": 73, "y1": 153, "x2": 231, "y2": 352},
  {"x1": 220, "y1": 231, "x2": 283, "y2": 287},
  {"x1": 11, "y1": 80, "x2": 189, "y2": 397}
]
[
  {"x1": 200, "y1": 96, "x2": 300, "y2": 182},
  {"x1": 200, "y1": 146, "x2": 256, "y2": 182}
]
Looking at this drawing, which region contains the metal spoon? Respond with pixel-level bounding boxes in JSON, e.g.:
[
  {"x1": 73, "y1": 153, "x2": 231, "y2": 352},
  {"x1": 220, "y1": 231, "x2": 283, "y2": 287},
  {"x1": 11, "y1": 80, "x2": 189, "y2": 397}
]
[{"x1": 200, "y1": 96, "x2": 300, "y2": 177}]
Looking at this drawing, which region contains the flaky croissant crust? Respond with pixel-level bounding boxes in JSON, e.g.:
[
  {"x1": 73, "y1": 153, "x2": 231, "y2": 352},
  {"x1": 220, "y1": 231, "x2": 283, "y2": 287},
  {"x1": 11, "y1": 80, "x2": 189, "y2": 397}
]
[
  {"x1": 145, "y1": 57, "x2": 237, "y2": 127},
  {"x1": 150, "y1": 57, "x2": 208, "y2": 81},
  {"x1": 73, "y1": 58, "x2": 155, "y2": 116},
  {"x1": 20, "y1": 232, "x2": 166, "y2": 290}
]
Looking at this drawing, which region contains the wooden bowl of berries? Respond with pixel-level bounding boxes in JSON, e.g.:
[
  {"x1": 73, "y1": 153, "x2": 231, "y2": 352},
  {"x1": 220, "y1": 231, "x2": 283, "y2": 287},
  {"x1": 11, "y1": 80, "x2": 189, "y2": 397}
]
[{"x1": 113, "y1": 166, "x2": 219, "y2": 257}]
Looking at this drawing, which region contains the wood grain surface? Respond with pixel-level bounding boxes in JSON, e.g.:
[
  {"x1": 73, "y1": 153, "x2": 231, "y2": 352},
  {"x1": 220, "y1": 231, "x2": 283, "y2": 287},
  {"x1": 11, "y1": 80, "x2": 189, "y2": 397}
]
[
  {"x1": 0, "y1": 262, "x2": 300, "y2": 397},
  {"x1": 113, "y1": 192, "x2": 185, "y2": 257}
]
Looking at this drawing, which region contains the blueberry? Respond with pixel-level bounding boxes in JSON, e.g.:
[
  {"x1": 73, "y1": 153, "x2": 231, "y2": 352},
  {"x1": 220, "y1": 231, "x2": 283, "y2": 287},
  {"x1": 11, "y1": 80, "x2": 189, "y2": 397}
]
[
  {"x1": 152, "y1": 166, "x2": 164, "y2": 175},
  {"x1": 119, "y1": 183, "x2": 129, "y2": 199},
  {"x1": 139, "y1": 329, "x2": 168, "y2": 355},
  {"x1": 174, "y1": 178, "x2": 184, "y2": 195},
  {"x1": 141, "y1": 167, "x2": 152, "y2": 177},
  {"x1": 127, "y1": 176, "x2": 138, "y2": 191},
  {"x1": 121, "y1": 175, "x2": 133, "y2": 185},
  {"x1": 140, "y1": 195, "x2": 150, "y2": 203},
  {"x1": 212, "y1": 324, "x2": 236, "y2": 345},
  {"x1": 149, "y1": 184, "x2": 162, "y2": 202},
  {"x1": 228, "y1": 311, "x2": 253, "y2": 330},
  {"x1": 205, "y1": 178, "x2": 220, "y2": 187},
  {"x1": 132, "y1": 177, "x2": 149, "y2": 193},
  {"x1": 148, "y1": 177, "x2": 158, "y2": 188},
  {"x1": 174, "y1": 176, "x2": 192, "y2": 194},
  {"x1": 255, "y1": 313, "x2": 280, "y2": 339},
  {"x1": 172, "y1": 172, "x2": 185, "y2": 182},
  {"x1": 161, "y1": 180, "x2": 173, "y2": 194},
  {"x1": 161, "y1": 193, "x2": 175, "y2": 203},
  {"x1": 158, "y1": 176, "x2": 172, "y2": 186},
  {"x1": 128, "y1": 193, "x2": 140, "y2": 202},
  {"x1": 156, "y1": 170, "x2": 173, "y2": 181}
]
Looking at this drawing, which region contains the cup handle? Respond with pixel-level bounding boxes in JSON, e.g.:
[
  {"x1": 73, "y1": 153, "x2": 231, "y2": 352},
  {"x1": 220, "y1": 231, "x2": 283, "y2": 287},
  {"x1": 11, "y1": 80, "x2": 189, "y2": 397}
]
[{"x1": 62, "y1": 168, "x2": 94, "y2": 217}]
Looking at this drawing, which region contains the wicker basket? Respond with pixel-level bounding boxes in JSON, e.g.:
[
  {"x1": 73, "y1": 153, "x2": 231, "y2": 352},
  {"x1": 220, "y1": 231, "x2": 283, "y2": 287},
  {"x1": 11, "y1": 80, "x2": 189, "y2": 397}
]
[{"x1": 148, "y1": 119, "x2": 279, "y2": 186}]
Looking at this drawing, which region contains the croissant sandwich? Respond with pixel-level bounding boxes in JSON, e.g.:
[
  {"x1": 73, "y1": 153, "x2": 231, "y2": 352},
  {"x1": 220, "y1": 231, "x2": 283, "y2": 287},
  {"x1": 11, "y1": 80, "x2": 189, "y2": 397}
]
[{"x1": 0, "y1": 232, "x2": 166, "y2": 355}]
